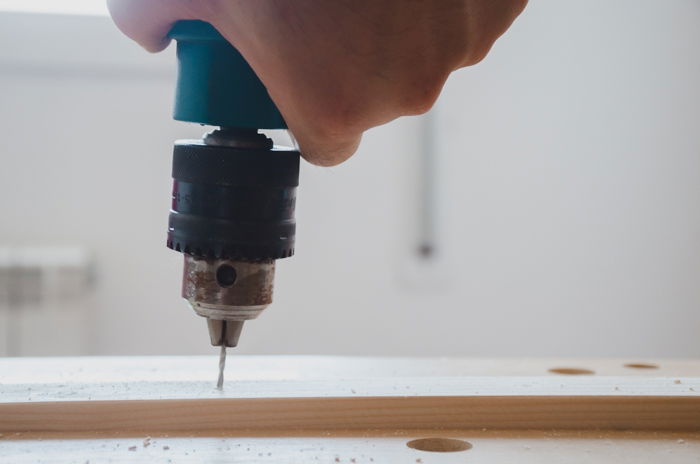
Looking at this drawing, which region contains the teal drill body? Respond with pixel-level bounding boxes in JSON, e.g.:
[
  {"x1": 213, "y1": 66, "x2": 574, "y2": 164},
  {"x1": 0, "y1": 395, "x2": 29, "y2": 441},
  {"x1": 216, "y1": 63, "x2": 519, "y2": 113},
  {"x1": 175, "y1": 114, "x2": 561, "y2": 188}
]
[{"x1": 169, "y1": 20, "x2": 286, "y2": 129}]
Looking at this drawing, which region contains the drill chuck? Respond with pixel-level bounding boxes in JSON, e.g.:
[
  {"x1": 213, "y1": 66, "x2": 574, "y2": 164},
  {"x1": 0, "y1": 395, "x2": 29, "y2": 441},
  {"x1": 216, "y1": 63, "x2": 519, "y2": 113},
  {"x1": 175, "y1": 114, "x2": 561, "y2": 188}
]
[
  {"x1": 168, "y1": 130, "x2": 300, "y2": 346},
  {"x1": 182, "y1": 256, "x2": 274, "y2": 347},
  {"x1": 168, "y1": 134, "x2": 299, "y2": 260},
  {"x1": 166, "y1": 20, "x2": 299, "y2": 350}
]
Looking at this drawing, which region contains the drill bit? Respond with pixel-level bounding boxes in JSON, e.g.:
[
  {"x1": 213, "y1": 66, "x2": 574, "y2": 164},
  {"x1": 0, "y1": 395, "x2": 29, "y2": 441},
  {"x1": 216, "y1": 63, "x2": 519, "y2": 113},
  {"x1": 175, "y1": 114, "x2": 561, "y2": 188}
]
[
  {"x1": 207, "y1": 319, "x2": 245, "y2": 389},
  {"x1": 216, "y1": 321, "x2": 228, "y2": 390},
  {"x1": 217, "y1": 343, "x2": 227, "y2": 390}
]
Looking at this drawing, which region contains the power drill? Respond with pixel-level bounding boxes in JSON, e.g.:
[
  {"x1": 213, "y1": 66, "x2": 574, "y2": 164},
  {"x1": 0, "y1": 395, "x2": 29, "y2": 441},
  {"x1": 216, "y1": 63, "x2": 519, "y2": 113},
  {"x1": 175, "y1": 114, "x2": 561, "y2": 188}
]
[{"x1": 166, "y1": 21, "x2": 299, "y2": 385}]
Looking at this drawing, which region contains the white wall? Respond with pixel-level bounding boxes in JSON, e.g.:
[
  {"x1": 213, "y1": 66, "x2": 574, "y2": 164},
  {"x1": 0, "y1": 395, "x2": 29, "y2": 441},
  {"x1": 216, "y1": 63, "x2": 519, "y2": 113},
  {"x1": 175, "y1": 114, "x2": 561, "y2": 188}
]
[{"x1": 0, "y1": 1, "x2": 698, "y2": 357}]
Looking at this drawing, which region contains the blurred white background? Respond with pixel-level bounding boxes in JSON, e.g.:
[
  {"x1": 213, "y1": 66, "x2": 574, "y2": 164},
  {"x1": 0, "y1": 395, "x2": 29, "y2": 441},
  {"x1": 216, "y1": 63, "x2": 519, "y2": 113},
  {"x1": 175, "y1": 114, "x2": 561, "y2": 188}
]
[{"x1": 0, "y1": 0, "x2": 698, "y2": 357}]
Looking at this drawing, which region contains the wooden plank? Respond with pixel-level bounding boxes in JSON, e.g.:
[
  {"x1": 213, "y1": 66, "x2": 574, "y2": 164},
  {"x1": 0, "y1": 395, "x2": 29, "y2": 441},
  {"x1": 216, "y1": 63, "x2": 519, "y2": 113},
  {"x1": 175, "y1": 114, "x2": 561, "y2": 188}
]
[
  {"x1": 2, "y1": 393, "x2": 700, "y2": 433},
  {"x1": 0, "y1": 357, "x2": 699, "y2": 433}
]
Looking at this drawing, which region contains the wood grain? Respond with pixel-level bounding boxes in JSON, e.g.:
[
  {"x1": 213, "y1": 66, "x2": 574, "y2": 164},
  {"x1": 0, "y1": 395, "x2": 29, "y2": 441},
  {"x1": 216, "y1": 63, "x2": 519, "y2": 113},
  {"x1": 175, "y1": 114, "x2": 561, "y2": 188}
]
[
  {"x1": 2, "y1": 394, "x2": 700, "y2": 433},
  {"x1": 1, "y1": 357, "x2": 698, "y2": 433}
]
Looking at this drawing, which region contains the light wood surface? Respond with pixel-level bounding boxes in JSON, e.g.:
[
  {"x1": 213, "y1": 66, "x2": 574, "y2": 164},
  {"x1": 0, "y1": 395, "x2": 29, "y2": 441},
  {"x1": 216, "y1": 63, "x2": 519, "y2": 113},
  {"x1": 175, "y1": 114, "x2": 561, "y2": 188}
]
[
  {"x1": 1, "y1": 357, "x2": 699, "y2": 462},
  {"x1": 3, "y1": 429, "x2": 700, "y2": 464}
]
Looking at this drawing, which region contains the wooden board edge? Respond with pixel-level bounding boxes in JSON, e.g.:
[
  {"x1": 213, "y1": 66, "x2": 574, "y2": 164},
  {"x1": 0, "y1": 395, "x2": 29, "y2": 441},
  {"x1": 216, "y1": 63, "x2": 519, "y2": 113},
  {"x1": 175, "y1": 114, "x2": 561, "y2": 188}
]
[{"x1": 2, "y1": 395, "x2": 699, "y2": 433}]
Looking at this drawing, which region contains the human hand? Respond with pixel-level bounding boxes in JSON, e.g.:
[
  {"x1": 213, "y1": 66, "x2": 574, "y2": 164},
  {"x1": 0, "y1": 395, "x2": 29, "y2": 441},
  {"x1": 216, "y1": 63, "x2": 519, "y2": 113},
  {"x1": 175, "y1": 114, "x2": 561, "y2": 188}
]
[{"x1": 108, "y1": 0, "x2": 526, "y2": 165}]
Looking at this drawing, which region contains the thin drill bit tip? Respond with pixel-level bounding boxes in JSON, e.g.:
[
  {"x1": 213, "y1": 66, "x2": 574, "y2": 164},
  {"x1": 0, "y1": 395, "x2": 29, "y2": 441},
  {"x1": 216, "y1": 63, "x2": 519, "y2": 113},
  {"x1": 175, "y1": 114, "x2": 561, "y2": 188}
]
[{"x1": 216, "y1": 344, "x2": 227, "y2": 390}]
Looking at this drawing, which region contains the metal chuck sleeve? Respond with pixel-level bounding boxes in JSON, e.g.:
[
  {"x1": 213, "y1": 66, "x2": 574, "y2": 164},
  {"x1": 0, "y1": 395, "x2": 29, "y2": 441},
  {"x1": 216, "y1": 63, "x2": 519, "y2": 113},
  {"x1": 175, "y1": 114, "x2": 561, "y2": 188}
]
[{"x1": 167, "y1": 141, "x2": 300, "y2": 261}]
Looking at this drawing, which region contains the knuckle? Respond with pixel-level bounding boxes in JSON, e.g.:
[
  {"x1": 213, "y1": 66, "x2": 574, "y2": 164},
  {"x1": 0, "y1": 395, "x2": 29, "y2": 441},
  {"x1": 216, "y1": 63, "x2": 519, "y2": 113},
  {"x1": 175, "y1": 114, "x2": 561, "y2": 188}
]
[{"x1": 402, "y1": 73, "x2": 446, "y2": 115}]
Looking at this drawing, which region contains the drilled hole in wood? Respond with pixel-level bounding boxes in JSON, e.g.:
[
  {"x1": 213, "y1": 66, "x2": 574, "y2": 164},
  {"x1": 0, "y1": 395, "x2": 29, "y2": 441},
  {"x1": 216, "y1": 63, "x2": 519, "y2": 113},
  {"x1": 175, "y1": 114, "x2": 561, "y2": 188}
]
[
  {"x1": 624, "y1": 363, "x2": 659, "y2": 369},
  {"x1": 548, "y1": 367, "x2": 595, "y2": 375},
  {"x1": 407, "y1": 438, "x2": 472, "y2": 453}
]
